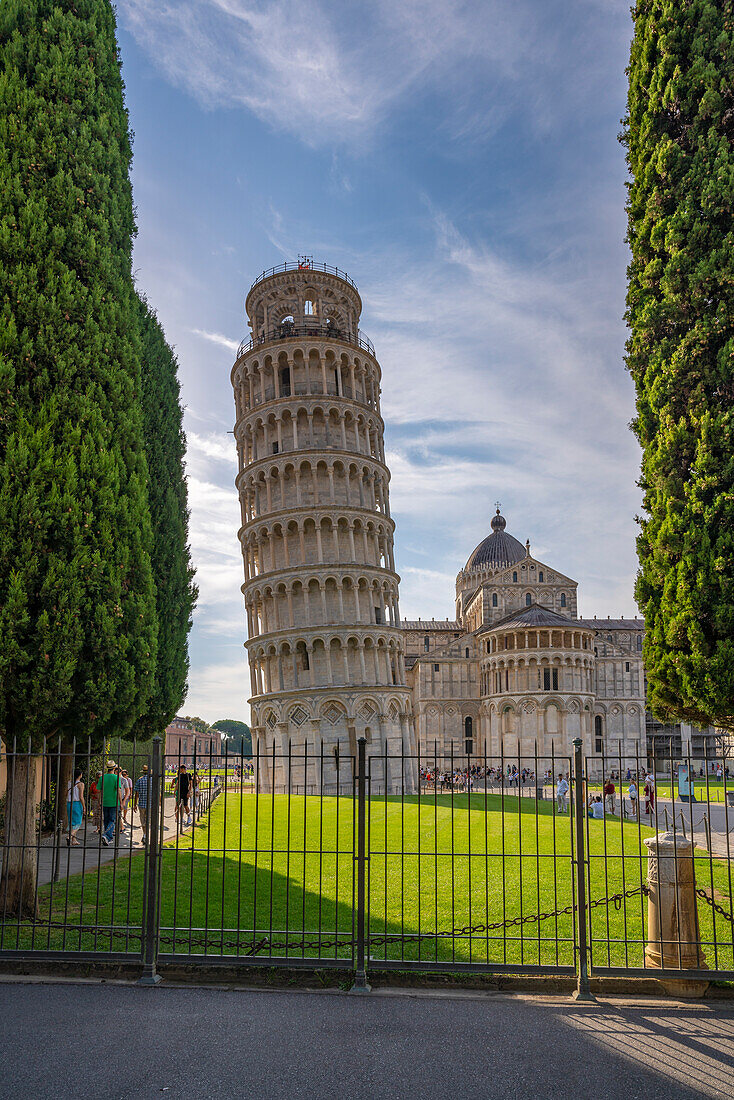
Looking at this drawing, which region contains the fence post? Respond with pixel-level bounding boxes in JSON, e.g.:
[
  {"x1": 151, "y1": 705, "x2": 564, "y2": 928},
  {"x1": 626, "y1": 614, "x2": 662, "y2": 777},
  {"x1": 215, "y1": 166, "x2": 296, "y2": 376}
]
[
  {"x1": 572, "y1": 737, "x2": 595, "y2": 1001},
  {"x1": 351, "y1": 736, "x2": 370, "y2": 993},
  {"x1": 139, "y1": 735, "x2": 162, "y2": 986}
]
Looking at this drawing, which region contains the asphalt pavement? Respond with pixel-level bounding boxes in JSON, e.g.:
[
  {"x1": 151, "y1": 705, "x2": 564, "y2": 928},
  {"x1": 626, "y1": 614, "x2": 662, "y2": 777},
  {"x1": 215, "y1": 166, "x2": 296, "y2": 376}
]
[{"x1": 0, "y1": 981, "x2": 732, "y2": 1099}]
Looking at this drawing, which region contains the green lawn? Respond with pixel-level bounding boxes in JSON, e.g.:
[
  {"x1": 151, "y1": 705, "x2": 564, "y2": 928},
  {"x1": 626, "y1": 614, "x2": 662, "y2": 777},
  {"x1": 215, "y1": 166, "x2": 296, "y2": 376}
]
[{"x1": 3, "y1": 791, "x2": 733, "y2": 971}]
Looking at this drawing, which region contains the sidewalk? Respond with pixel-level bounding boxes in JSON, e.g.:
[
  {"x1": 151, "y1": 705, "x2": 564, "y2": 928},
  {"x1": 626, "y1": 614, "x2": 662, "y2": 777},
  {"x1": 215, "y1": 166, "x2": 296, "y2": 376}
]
[
  {"x1": 0, "y1": 795, "x2": 199, "y2": 889},
  {"x1": 0, "y1": 982, "x2": 731, "y2": 1099}
]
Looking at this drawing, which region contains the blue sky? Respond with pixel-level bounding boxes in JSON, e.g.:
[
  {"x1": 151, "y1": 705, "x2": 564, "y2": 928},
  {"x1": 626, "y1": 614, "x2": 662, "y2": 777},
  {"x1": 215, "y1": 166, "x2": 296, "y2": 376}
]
[{"x1": 117, "y1": 0, "x2": 641, "y2": 723}]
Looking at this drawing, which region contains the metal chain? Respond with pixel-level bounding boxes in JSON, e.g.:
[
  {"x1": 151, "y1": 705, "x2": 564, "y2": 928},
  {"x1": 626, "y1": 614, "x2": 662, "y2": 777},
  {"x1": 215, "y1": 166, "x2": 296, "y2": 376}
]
[
  {"x1": 696, "y1": 887, "x2": 734, "y2": 924},
  {"x1": 13, "y1": 916, "x2": 141, "y2": 944},
  {"x1": 15, "y1": 886, "x2": 652, "y2": 956},
  {"x1": 157, "y1": 933, "x2": 353, "y2": 953},
  {"x1": 369, "y1": 885, "x2": 649, "y2": 948}
]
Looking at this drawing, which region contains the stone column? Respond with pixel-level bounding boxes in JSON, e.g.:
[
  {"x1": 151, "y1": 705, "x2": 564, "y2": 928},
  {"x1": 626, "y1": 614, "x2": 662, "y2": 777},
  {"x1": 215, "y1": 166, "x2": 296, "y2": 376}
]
[
  {"x1": 400, "y1": 713, "x2": 418, "y2": 793},
  {"x1": 644, "y1": 831, "x2": 708, "y2": 994}
]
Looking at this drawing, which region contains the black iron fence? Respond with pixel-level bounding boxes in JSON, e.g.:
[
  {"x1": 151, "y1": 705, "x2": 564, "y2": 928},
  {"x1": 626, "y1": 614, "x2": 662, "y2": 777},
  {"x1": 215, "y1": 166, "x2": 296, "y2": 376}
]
[{"x1": 0, "y1": 736, "x2": 732, "y2": 989}]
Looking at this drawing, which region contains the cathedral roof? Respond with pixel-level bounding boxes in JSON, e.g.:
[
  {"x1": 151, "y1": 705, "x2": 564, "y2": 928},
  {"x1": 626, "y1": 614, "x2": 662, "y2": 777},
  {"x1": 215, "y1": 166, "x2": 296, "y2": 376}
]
[
  {"x1": 465, "y1": 509, "x2": 526, "y2": 571},
  {"x1": 488, "y1": 603, "x2": 582, "y2": 630},
  {"x1": 578, "y1": 618, "x2": 644, "y2": 630},
  {"x1": 402, "y1": 619, "x2": 462, "y2": 631}
]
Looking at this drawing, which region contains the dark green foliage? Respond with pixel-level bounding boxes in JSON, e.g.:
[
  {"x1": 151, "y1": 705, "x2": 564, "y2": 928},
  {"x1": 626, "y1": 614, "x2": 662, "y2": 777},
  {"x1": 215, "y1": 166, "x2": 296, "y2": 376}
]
[
  {"x1": 212, "y1": 719, "x2": 252, "y2": 756},
  {"x1": 0, "y1": 0, "x2": 157, "y2": 751},
  {"x1": 134, "y1": 296, "x2": 196, "y2": 739},
  {"x1": 184, "y1": 715, "x2": 216, "y2": 736},
  {"x1": 623, "y1": 1, "x2": 734, "y2": 730}
]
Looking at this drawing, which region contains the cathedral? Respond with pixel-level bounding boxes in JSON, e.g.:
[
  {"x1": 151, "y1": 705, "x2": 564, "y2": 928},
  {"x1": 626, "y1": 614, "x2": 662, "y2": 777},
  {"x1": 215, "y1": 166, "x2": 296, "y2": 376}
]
[{"x1": 402, "y1": 508, "x2": 646, "y2": 766}]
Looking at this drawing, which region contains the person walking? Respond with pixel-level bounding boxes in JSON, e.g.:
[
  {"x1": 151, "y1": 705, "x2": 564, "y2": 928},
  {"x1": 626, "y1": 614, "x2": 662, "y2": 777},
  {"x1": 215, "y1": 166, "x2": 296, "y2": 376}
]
[
  {"x1": 134, "y1": 765, "x2": 152, "y2": 842},
  {"x1": 190, "y1": 770, "x2": 199, "y2": 825},
  {"x1": 175, "y1": 764, "x2": 191, "y2": 831},
  {"x1": 627, "y1": 779, "x2": 638, "y2": 820},
  {"x1": 644, "y1": 776, "x2": 655, "y2": 816},
  {"x1": 100, "y1": 762, "x2": 123, "y2": 846},
  {"x1": 556, "y1": 773, "x2": 569, "y2": 814},
  {"x1": 120, "y1": 768, "x2": 133, "y2": 830},
  {"x1": 604, "y1": 777, "x2": 616, "y2": 815},
  {"x1": 90, "y1": 771, "x2": 103, "y2": 834},
  {"x1": 66, "y1": 767, "x2": 85, "y2": 846}
]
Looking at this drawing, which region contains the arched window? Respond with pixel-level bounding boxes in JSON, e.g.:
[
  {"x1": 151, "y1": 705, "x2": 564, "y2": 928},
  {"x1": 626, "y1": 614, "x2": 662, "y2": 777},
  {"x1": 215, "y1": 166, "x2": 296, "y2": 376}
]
[
  {"x1": 525, "y1": 593, "x2": 532, "y2": 606},
  {"x1": 636, "y1": 635, "x2": 642, "y2": 650},
  {"x1": 539, "y1": 571, "x2": 544, "y2": 582},
  {"x1": 560, "y1": 593, "x2": 567, "y2": 608},
  {"x1": 492, "y1": 592, "x2": 498, "y2": 607},
  {"x1": 512, "y1": 571, "x2": 518, "y2": 583},
  {"x1": 594, "y1": 714, "x2": 603, "y2": 753},
  {"x1": 464, "y1": 716, "x2": 473, "y2": 756},
  {"x1": 465, "y1": 646, "x2": 470, "y2": 658},
  {"x1": 423, "y1": 635, "x2": 430, "y2": 652},
  {"x1": 304, "y1": 299, "x2": 314, "y2": 316}
]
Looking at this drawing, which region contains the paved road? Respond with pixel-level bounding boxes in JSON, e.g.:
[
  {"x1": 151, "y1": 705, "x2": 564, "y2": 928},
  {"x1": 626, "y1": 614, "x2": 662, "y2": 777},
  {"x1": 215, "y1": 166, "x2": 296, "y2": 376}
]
[{"x1": 0, "y1": 982, "x2": 732, "y2": 1099}]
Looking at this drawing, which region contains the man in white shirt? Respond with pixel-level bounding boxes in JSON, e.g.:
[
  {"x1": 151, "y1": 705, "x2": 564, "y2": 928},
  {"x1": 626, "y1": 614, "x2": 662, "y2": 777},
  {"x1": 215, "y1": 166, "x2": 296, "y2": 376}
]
[{"x1": 556, "y1": 774, "x2": 569, "y2": 814}]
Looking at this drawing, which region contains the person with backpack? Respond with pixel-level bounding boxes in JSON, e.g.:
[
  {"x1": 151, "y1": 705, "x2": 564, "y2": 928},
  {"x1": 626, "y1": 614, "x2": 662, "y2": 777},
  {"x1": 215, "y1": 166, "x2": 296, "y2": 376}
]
[{"x1": 175, "y1": 764, "x2": 191, "y2": 831}]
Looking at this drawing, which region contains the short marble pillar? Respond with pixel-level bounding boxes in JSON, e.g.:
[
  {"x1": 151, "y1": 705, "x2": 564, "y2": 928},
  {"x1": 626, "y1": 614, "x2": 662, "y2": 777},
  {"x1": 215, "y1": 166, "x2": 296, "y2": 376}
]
[{"x1": 644, "y1": 831, "x2": 708, "y2": 995}]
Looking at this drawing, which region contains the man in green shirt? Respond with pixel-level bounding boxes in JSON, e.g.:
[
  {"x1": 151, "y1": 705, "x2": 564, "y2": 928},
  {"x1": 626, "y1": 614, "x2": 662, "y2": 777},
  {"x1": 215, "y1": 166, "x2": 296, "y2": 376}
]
[{"x1": 100, "y1": 763, "x2": 123, "y2": 846}]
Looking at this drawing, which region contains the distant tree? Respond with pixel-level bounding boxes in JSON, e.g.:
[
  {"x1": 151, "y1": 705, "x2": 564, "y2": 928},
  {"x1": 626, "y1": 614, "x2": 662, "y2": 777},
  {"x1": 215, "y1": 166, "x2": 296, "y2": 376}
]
[
  {"x1": 184, "y1": 715, "x2": 216, "y2": 736},
  {"x1": 212, "y1": 719, "x2": 252, "y2": 756},
  {"x1": 623, "y1": 0, "x2": 734, "y2": 732},
  {"x1": 0, "y1": 0, "x2": 157, "y2": 915},
  {"x1": 134, "y1": 295, "x2": 197, "y2": 739}
]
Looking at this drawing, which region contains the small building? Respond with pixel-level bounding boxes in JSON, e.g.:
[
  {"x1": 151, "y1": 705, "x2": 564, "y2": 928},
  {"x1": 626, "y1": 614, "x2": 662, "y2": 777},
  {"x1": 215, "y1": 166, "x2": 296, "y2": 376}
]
[{"x1": 164, "y1": 717, "x2": 223, "y2": 768}]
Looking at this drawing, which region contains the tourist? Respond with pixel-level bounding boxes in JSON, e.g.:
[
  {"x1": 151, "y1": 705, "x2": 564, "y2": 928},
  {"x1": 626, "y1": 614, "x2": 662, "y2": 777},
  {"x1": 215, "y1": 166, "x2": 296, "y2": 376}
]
[
  {"x1": 556, "y1": 773, "x2": 569, "y2": 814},
  {"x1": 190, "y1": 770, "x2": 199, "y2": 825},
  {"x1": 644, "y1": 776, "x2": 655, "y2": 816},
  {"x1": 100, "y1": 762, "x2": 122, "y2": 846},
  {"x1": 590, "y1": 796, "x2": 604, "y2": 820},
  {"x1": 134, "y1": 765, "x2": 151, "y2": 840},
  {"x1": 175, "y1": 764, "x2": 191, "y2": 830},
  {"x1": 627, "y1": 779, "x2": 638, "y2": 819},
  {"x1": 66, "y1": 767, "x2": 85, "y2": 846},
  {"x1": 121, "y1": 768, "x2": 133, "y2": 828},
  {"x1": 90, "y1": 771, "x2": 103, "y2": 833},
  {"x1": 604, "y1": 777, "x2": 616, "y2": 815}
]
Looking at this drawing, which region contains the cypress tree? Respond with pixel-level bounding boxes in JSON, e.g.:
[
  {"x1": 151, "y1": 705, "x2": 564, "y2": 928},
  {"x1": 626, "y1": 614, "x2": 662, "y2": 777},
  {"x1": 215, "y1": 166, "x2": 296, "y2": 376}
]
[
  {"x1": 135, "y1": 294, "x2": 197, "y2": 738},
  {"x1": 0, "y1": 0, "x2": 157, "y2": 914},
  {"x1": 624, "y1": 1, "x2": 734, "y2": 731}
]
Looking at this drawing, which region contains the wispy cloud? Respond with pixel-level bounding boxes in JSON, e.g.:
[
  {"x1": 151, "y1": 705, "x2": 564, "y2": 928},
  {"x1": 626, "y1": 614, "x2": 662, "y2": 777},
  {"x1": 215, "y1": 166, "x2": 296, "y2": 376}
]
[
  {"x1": 190, "y1": 328, "x2": 240, "y2": 353},
  {"x1": 120, "y1": 0, "x2": 536, "y2": 146}
]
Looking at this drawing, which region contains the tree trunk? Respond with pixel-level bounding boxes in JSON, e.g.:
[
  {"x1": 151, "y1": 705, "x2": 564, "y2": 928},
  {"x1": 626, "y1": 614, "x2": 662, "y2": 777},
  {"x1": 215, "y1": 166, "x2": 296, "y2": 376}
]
[{"x1": 0, "y1": 751, "x2": 40, "y2": 919}]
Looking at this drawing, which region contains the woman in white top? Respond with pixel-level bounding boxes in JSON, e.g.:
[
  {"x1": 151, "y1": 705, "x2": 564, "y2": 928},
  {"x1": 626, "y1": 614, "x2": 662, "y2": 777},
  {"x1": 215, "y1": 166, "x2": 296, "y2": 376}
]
[
  {"x1": 627, "y1": 780, "x2": 638, "y2": 819},
  {"x1": 66, "y1": 768, "x2": 86, "y2": 846}
]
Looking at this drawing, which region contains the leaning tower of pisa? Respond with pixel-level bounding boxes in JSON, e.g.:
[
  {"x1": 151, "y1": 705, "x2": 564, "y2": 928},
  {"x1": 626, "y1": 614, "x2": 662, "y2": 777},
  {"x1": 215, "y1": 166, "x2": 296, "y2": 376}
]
[{"x1": 231, "y1": 261, "x2": 416, "y2": 794}]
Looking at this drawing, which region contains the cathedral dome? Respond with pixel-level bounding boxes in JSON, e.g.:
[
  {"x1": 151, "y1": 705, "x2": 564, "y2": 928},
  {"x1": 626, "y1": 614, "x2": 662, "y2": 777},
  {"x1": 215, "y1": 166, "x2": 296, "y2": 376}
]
[{"x1": 465, "y1": 509, "x2": 526, "y2": 570}]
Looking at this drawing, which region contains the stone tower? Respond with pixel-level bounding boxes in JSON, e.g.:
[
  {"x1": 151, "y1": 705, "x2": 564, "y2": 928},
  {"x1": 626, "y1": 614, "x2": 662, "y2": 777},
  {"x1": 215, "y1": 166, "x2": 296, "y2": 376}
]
[{"x1": 231, "y1": 261, "x2": 416, "y2": 793}]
